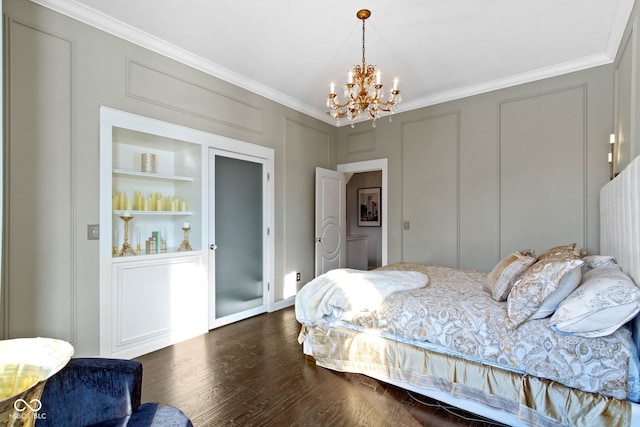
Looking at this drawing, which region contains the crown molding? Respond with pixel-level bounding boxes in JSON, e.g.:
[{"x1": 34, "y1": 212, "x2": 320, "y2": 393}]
[
  {"x1": 606, "y1": 0, "x2": 636, "y2": 59},
  {"x1": 29, "y1": 0, "x2": 331, "y2": 123},
  {"x1": 397, "y1": 52, "x2": 614, "y2": 116},
  {"x1": 30, "y1": 0, "x2": 628, "y2": 128}
]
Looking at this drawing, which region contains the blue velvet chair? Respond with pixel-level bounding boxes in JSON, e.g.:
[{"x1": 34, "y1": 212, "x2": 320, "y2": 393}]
[{"x1": 37, "y1": 358, "x2": 193, "y2": 427}]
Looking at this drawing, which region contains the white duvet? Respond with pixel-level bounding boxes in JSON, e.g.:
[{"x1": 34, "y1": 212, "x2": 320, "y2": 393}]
[{"x1": 295, "y1": 268, "x2": 428, "y2": 327}]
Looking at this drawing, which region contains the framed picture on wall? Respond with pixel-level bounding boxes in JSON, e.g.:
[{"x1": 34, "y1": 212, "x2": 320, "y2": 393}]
[{"x1": 358, "y1": 187, "x2": 381, "y2": 227}]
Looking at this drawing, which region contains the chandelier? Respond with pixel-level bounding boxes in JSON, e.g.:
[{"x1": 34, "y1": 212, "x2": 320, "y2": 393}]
[{"x1": 327, "y1": 9, "x2": 401, "y2": 127}]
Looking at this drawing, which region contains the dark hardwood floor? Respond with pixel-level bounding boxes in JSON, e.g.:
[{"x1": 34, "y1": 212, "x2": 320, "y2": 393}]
[{"x1": 135, "y1": 307, "x2": 502, "y2": 426}]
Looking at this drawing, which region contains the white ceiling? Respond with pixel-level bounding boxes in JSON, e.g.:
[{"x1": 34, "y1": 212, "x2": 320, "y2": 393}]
[{"x1": 32, "y1": 0, "x2": 635, "y2": 126}]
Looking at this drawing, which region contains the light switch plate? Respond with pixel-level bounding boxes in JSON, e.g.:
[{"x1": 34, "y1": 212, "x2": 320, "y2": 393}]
[{"x1": 87, "y1": 224, "x2": 100, "y2": 240}]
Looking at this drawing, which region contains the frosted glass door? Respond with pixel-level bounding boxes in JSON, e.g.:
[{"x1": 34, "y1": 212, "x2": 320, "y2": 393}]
[{"x1": 211, "y1": 151, "x2": 265, "y2": 323}]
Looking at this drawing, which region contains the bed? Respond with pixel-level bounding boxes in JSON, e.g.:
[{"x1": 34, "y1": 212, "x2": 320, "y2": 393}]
[{"x1": 295, "y1": 155, "x2": 640, "y2": 427}]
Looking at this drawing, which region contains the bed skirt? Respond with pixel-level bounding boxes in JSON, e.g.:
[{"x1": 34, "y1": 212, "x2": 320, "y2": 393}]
[{"x1": 304, "y1": 324, "x2": 630, "y2": 427}]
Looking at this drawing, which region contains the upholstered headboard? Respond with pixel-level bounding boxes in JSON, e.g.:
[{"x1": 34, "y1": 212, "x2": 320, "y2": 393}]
[{"x1": 600, "y1": 154, "x2": 640, "y2": 350}]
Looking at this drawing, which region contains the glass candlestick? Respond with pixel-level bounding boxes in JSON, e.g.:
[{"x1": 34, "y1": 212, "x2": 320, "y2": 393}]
[
  {"x1": 177, "y1": 227, "x2": 192, "y2": 251},
  {"x1": 135, "y1": 226, "x2": 141, "y2": 254},
  {"x1": 112, "y1": 228, "x2": 119, "y2": 255},
  {"x1": 118, "y1": 215, "x2": 137, "y2": 256},
  {"x1": 161, "y1": 226, "x2": 167, "y2": 252}
]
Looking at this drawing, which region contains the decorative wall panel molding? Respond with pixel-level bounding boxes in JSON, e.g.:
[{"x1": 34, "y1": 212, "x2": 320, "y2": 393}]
[
  {"x1": 126, "y1": 60, "x2": 263, "y2": 135},
  {"x1": 614, "y1": 17, "x2": 636, "y2": 173},
  {"x1": 6, "y1": 19, "x2": 76, "y2": 343},
  {"x1": 402, "y1": 113, "x2": 460, "y2": 267},
  {"x1": 284, "y1": 119, "x2": 332, "y2": 286},
  {"x1": 499, "y1": 85, "x2": 587, "y2": 256}
]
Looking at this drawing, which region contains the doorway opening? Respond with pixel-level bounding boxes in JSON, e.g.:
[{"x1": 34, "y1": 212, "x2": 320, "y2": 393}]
[
  {"x1": 346, "y1": 170, "x2": 382, "y2": 269},
  {"x1": 337, "y1": 159, "x2": 388, "y2": 268}
]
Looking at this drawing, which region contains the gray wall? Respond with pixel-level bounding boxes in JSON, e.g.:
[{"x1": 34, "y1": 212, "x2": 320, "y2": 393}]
[
  {"x1": 1, "y1": 0, "x2": 336, "y2": 356},
  {"x1": 614, "y1": 1, "x2": 640, "y2": 175},
  {"x1": 337, "y1": 65, "x2": 614, "y2": 271}
]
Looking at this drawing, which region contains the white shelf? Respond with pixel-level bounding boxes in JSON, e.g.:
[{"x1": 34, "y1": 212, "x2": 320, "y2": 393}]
[
  {"x1": 112, "y1": 249, "x2": 204, "y2": 262},
  {"x1": 113, "y1": 168, "x2": 193, "y2": 182},
  {"x1": 113, "y1": 210, "x2": 193, "y2": 216}
]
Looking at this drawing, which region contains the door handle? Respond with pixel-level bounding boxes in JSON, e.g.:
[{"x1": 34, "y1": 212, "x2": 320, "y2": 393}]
[{"x1": 209, "y1": 244, "x2": 217, "y2": 250}]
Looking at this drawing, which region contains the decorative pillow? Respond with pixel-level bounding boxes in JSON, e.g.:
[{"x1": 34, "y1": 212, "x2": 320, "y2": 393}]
[
  {"x1": 505, "y1": 258, "x2": 584, "y2": 329},
  {"x1": 528, "y1": 263, "x2": 582, "y2": 319},
  {"x1": 484, "y1": 250, "x2": 537, "y2": 301},
  {"x1": 580, "y1": 255, "x2": 617, "y2": 274},
  {"x1": 537, "y1": 243, "x2": 586, "y2": 262},
  {"x1": 548, "y1": 265, "x2": 640, "y2": 338},
  {"x1": 519, "y1": 249, "x2": 537, "y2": 258}
]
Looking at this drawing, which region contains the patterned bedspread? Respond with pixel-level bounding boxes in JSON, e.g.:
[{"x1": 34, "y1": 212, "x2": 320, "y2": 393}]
[{"x1": 347, "y1": 263, "x2": 632, "y2": 399}]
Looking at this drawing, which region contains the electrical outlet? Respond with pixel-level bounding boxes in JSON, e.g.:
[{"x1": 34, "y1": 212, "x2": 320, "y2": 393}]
[
  {"x1": 87, "y1": 224, "x2": 100, "y2": 240},
  {"x1": 296, "y1": 272, "x2": 301, "y2": 281}
]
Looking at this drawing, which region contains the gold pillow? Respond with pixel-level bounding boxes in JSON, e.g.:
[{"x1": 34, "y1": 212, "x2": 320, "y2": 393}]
[
  {"x1": 485, "y1": 250, "x2": 537, "y2": 301},
  {"x1": 537, "y1": 243, "x2": 586, "y2": 262},
  {"x1": 505, "y1": 258, "x2": 584, "y2": 329}
]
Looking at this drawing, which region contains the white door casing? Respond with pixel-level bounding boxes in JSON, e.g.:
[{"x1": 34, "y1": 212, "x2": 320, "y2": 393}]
[{"x1": 315, "y1": 168, "x2": 346, "y2": 276}]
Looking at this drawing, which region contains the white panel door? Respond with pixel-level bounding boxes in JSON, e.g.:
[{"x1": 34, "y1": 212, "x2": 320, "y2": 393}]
[{"x1": 315, "y1": 168, "x2": 346, "y2": 276}]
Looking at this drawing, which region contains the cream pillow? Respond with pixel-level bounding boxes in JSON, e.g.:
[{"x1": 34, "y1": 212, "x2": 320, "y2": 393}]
[
  {"x1": 548, "y1": 265, "x2": 640, "y2": 338},
  {"x1": 505, "y1": 258, "x2": 584, "y2": 329},
  {"x1": 485, "y1": 250, "x2": 537, "y2": 301}
]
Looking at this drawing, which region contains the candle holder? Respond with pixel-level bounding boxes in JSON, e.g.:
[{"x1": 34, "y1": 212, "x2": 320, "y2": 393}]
[
  {"x1": 178, "y1": 227, "x2": 192, "y2": 251},
  {"x1": 113, "y1": 228, "x2": 119, "y2": 255},
  {"x1": 135, "y1": 227, "x2": 141, "y2": 254},
  {"x1": 118, "y1": 215, "x2": 137, "y2": 256}
]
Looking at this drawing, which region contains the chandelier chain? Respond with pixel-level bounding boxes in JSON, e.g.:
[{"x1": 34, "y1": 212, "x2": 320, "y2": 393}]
[{"x1": 362, "y1": 18, "x2": 366, "y2": 67}]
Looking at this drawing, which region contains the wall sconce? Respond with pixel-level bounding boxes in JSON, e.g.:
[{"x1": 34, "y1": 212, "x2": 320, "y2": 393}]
[{"x1": 609, "y1": 133, "x2": 615, "y2": 180}]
